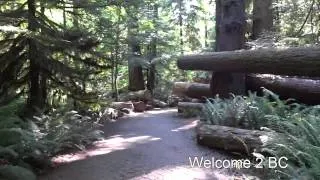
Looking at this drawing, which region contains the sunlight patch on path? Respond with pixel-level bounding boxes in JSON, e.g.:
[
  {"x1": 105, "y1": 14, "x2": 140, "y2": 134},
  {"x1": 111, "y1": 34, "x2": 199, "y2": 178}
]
[
  {"x1": 145, "y1": 108, "x2": 177, "y2": 115},
  {"x1": 52, "y1": 135, "x2": 161, "y2": 165},
  {"x1": 130, "y1": 165, "x2": 231, "y2": 180},
  {"x1": 171, "y1": 120, "x2": 198, "y2": 132}
]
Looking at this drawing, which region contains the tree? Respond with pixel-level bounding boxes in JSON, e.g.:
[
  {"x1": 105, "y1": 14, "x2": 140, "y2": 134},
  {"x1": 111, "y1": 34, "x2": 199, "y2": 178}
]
[
  {"x1": 252, "y1": 0, "x2": 273, "y2": 39},
  {"x1": 127, "y1": 1, "x2": 145, "y2": 91},
  {"x1": 0, "y1": 0, "x2": 106, "y2": 115},
  {"x1": 210, "y1": 0, "x2": 246, "y2": 98}
]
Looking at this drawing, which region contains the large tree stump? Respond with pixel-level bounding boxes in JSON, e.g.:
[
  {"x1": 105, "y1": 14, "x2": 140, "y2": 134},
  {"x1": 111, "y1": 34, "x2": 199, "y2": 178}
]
[{"x1": 196, "y1": 123, "x2": 276, "y2": 155}]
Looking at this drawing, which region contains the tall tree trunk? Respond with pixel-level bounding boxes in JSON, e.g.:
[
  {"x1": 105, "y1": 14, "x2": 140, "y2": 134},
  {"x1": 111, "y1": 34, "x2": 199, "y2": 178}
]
[
  {"x1": 40, "y1": 2, "x2": 47, "y2": 110},
  {"x1": 252, "y1": 0, "x2": 273, "y2": 39},
  {"x1": 147, "y1": 3, "x2": 158, "y2": 94},
  {"x1": 73, "y1": 0, "x2": 79, "y2": 28},
  {"x1": 27, "y1": 0, "x2": 46, "y2": 114},
  {"x1": 204, "y1": 15, "x2": 208, "y2": 48},
  {"x1": 211, "y1": 0, "x2": 246, "y2": 98},
  {"x1": 63, "y1": 0, "x2": 67, "y2": 27},
  {"x1": 128, "y1": 7, "x2": 145, "y2": 91},
  {"x1": 274, "y1": 0, "x2": 280, "y2": 32},
  {"x1": 179, "y1": 0, "x2": 184, "y2": 55},
  {"x1": 72, "y1": 0, "x2": 81, "y2": 109},
  {"x1": 113, "y1": 6, "x2": 122, "y2": 101}
]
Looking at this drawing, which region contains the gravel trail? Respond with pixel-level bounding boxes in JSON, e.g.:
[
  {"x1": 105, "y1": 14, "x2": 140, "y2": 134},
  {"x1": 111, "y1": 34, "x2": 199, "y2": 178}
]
[{"x1": 40, "y1": 109, "x2": 261, "y2": 180}]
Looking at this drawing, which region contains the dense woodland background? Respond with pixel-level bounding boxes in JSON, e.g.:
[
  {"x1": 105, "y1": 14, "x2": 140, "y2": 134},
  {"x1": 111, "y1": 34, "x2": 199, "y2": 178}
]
[
  {"x1": 1, "y1": 0, "x2": 320, "y2": 179},
  {"x1": 2, "y1": 0, "x2": 320, "y2": 114}
]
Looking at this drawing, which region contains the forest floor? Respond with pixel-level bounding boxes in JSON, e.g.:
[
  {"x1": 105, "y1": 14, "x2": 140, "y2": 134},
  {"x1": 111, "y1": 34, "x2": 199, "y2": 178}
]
[{"x1": 39, "y1": 108, "x2": 263, "y2": 180}]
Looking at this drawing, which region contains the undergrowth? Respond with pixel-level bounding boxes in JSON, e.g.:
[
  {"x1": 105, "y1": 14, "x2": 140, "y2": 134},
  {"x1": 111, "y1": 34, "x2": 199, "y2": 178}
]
[
  {"x1": 0, "y1": 99, "x2": 104, "y2": 180},
  {"x1": 201, "y1": 89, "x2": 320, "y2": 179}
]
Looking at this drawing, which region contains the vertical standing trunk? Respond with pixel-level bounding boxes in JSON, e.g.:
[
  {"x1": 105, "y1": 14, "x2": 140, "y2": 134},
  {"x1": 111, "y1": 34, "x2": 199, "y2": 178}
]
[
  {"x1": 274, "y1": 0, "x2": 280, "y2": 32},
  {"x1": 252, "y1": 0, "x2": 273, "y2": 39},
  {"x1": 113, "y1": 6, "x2": 121, "y2": 100},
  {"x1": 128, "y1": 42, "x2": 145, "y2": 91},
  {"x1": 147, "y1": 4, "x2": 158, "y2": 94},
  {"x1": 210, "y1": 0, "x2": 246, "y2": 98},
  {"x1": 73, "y1": 0, "x2": 79, "y2": 28},
  {"x1": 63, "y1": 0, "x2": 67, "y2": 27},
  {"x1": 179, "y1": 0, "x2": 184, "y2": 55},
  {"x1": 40, "y1": 3, "x2": 47, "y2": 110},
  {"x1": 204, "y1": 15, "x2": 208, "y2": 48},
  {"x1": 128, "y1": 6, "x2": 145, "y2": 91},
  {"x1": 27, "y1": 0, "x2": 46, "y2": 114}
]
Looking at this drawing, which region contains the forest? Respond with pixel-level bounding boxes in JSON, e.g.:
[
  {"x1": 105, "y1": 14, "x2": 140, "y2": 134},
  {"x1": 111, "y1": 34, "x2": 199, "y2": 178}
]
[{"x1": 0, "y1": 0, "x2": 320, "y2": 180}]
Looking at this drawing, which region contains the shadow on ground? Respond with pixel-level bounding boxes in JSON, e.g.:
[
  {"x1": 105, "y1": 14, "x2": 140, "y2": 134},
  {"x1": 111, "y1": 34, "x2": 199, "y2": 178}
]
[{"x1": 40, "y1": 109, "x2": 262, "y2": 180}]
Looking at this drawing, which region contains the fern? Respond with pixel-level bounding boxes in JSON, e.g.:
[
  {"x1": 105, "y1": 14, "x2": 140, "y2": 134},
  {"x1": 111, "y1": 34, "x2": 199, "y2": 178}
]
[{"x1": 201, "y1": 89, "x2": 320, "y2": 179}]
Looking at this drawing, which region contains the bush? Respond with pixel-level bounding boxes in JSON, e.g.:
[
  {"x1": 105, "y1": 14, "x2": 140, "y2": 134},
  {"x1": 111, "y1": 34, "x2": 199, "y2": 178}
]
[{"x1": 0, "y1": 99, "x2": 104, "y2": 179}]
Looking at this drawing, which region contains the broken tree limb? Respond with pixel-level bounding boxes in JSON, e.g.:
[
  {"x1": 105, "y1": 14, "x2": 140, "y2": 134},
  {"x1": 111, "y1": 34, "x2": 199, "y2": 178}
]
[
  {"x1": 177, "y1": 102, "x2": 204, "y2": 113},
  {"x1": 196, "y1": 123, "x2": 276, "y2": 154},
  {"x1": 177, "y1": 47, "x2": 320, "y2": 77},
  {"x1": 173, "y1": 82, "x2": 212, "y2": 99}
]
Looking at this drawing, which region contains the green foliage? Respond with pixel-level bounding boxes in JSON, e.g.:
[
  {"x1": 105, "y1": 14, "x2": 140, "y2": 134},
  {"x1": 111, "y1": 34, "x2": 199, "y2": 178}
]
[
  {"x1": 0, "y1": 100, "x2": 104, "y2": 179},
  {"x1": 201, "y1": 89, "x2": 320, "y2": 179},
  {"x1": 0, "y1": 165, "x2": 36, "y2": 180},
  {"x1": 201, "y1": 89, "x2": 291, "y2": 130},
  {"x1": 258, "y1": 106, "x2": 320, "y2": 180}
]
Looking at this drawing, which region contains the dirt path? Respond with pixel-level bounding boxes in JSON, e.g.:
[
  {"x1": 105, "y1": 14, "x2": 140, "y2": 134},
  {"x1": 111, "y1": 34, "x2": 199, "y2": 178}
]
[{"x1": 40, "y1": 109, "x2": 261, "y2": 180}]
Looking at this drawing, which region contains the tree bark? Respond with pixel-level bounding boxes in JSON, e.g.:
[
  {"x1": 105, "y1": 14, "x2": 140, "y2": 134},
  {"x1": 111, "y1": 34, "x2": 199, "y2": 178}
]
[
  {"x1": 173, "y1": 75, "x2": 320, "y2": 105},
  {"x1": 128, "y1": 8, "x2": 145, "y2": 91},
  {"x1": 178, "y1": 47, "x2": 320, "y2": 77},
  {"x1": 252, "y1": 0, "x2": 273, "y2": 39},
  {"x1": 246, "y1": 74, "x2": 320, "y2": 105},
  {"x1": 211, "y1": 0, "x2": 246, "y2": 98},
  {"x1": 196, "y1": 123, "x2": 276, "y2": 154},
  {"x1": 179, "y1": 0, "x2": 184, "y2": 55},
  {"x1": 27, "y1": 0, "x2": 46, "y2": 114},
  {"x1": 172, "y1": 82, "x2": 212, "y2": 99},
  {"x1": 147, "y1": 3, "x2": 158, "y2": 94}
]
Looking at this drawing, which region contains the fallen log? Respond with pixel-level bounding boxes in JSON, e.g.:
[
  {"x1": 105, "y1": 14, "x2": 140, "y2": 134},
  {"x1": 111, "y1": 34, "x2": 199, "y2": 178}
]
[
  {"x1": 196, "y1": 123, "x2": 276, "y2": 155},
  {"x1": 118, "y1": 90, "x2": 152, "y2": 102},
  {"x1": 151, "y1": 99, "x2": 168, "y2": 108},
  {"x1": 177, "y1": 102, "x2": 204, "y2": 113},
  {"x1": 110, "y1": 101, "x2": 134, "y2": 110},
  {"x1": 173, "y1": 82, "x2": 212, "y2": 99},
  {"x1": 246, "y1": 74, "x2": 320, "y2": 105},
  {"x1": 178, "y1": 47, "x2": 320, "y2": 77},
  {"x1": 173, "y1": 75, "x2": 320, "y2": 105}
]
